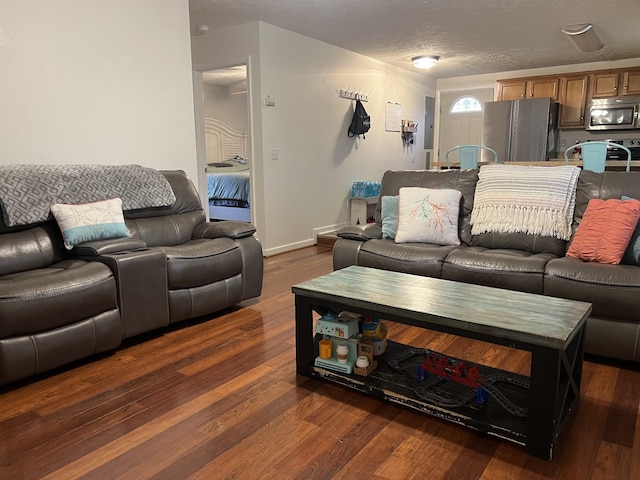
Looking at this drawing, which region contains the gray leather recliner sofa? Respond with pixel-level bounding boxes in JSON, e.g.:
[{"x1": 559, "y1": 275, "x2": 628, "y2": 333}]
[
  {"x1": 333, "y1": 169, "x2": 640, "y2": 363},
  {"x1": 0, "y1": 169, "x2": 263, "y2": 385}
]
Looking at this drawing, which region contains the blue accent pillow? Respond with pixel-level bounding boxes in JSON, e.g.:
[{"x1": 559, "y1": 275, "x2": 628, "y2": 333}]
[
  {"x1": 622, "y1": 195, "x2": 640, "y2": 265},
  {"x1": 50, "y1": 198, "x2": 130, "y2": 250},
  {"x1": 381, "y1": 195, "x2": 398, "y2": 239}
]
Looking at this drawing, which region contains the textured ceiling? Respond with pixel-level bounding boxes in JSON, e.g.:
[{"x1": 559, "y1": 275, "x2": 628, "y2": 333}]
[{"x1": 189, "y1": 0, "x2": 640, "y2": 80}]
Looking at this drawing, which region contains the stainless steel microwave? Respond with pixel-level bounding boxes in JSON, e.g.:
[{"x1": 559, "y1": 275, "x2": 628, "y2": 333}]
[{"x1": 586, "y1": 97, "x2": 640, "y2": 130}]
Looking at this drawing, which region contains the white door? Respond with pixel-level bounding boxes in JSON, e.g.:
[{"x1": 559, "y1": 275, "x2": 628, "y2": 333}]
[{"x1": 438, "y1": 89, "x2": 494, "y2": 164}]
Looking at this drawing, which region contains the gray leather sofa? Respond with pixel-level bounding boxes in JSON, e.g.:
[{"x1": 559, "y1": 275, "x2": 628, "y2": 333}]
[
  {"x1": 0, "y1": 170, "x2": 263, "y2": 385},
  {"x1": 333, "y1": 169, "x2": 640, "y2": 363}
]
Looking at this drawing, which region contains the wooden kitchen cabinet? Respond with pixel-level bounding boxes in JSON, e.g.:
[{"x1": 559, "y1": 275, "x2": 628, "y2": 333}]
[
  {"x1": 558, "y1": 75, "x2": 589, "y2": 129},
  {"x1": 528, "y1": 77, "x2": 560, "y2": 101},
  {"x1": 590, "y1": 68, "x2": 640, "y2": 98},
  {"x1": 591, "y1": 72, "x2": 621, "y2": 98},
  {"x1": 496, "y1": 66, "x2": 640, "y2": 130},
  {"x1": 623, "y1": 70, "x2": 640, "y2": 96},
  {"x1": 497, "y1": 77, "x2": 559, "y2": 101},
  {"x1": 497, "y1": 80, "x2": 527, "y2": 100}
]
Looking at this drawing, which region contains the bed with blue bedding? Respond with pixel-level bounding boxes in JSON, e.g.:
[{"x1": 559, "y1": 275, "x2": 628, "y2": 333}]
[
  {"x1": 206, "y1": 157, "x2": 251, "y2": 221},
  {"x1": 203, "y1": 117, "x2": 251, "y2": 222}
]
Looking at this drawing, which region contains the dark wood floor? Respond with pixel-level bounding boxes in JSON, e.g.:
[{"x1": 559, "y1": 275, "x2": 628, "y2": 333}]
[{"x1": 2, "y1": 246, "x2": 640, "y2": 479}]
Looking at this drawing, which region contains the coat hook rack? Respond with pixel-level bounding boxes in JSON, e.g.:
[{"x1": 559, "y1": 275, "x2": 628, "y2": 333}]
[{"x1": 339, "y1": 88, "x2": 370, "y2": 102}]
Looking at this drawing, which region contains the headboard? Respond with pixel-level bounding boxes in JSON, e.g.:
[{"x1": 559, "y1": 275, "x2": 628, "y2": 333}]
[{"x1": 204, "y1": 118, "x2": 248, "y2": 164}]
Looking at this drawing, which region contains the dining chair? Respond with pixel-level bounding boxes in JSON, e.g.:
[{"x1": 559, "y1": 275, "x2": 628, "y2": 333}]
[
  {"x1": 445, "y1": 145, "x2": 498, "y2": 169},
  {"x1": 564, "y1": 141, "x2": 632, "y2": 172}
]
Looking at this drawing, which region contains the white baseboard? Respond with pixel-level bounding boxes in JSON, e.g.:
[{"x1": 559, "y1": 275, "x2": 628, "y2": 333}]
[
  {"x1": 261, "y1": 222, "x2": 349, "y2": 257},
  {"x1": 312, "y1": 221, "x2": 349, "y2": 241},
  {"x1": 263, "y1": 238, "x2": 316, "y2": 257}
]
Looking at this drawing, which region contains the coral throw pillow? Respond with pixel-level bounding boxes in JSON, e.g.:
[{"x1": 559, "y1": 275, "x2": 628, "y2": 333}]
[
  {"x1": 395, "y1": 187, "x2": 461, "y2": 245},
  {"x1": 566, "y1": 198, "x2": 640, "y2": 264}
]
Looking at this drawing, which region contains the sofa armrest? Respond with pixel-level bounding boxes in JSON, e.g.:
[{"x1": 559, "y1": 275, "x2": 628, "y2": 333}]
[
  {"x1": 336, "y1": 223, "x2": 382, "y2": 242},
  {"x1": 95, "y1": 248, "x2": 169, "y2": 338},
  {"x1": 71, "y1": 238, "x2": 147, "y2": 257},
  {"x1": 192, "y1": 221, "x2": 257, "y2": 240}
]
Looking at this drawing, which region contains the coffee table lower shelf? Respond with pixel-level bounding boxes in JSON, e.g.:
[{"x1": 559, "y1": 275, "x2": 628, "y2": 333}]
[{"x1": 310, "y1": 339, "x2": 530, "y2": 446}]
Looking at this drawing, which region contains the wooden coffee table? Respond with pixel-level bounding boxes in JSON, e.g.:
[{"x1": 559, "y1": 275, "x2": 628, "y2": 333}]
[{"x1": 292, "y1": 266, "x2": 592, "y2": 460}]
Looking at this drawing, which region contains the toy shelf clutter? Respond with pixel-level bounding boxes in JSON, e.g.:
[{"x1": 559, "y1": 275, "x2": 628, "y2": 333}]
[
  {"x1": 314, "y1": 311, "x2": 359, "y2": 374},
  {"x1": 314, "y1": 311, "x2": 383, "y2": 376}
]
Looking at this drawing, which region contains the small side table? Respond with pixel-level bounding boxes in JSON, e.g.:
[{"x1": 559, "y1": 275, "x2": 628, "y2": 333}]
[{"x1": 349, "y1": 196, "x2": 378, "y2": 225}]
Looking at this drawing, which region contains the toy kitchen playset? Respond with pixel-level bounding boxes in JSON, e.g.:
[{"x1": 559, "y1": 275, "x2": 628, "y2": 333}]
[{"x1": 314, "y1": 311, "x2": 388, "y2": 376}]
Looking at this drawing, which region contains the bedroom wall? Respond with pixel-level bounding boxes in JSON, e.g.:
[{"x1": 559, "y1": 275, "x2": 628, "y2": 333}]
[
  {"x1": 0, "y1": 0, "x2": 198, "y2": 182},
  {"x1": 203, "y1": 83, "x2": 249, "y2": 133},
  {"x1": 192, "y1": 21, "x2": 436, "y2": 256}
]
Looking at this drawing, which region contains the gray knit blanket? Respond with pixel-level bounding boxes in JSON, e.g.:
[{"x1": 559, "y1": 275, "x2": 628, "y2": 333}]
[
  {"x1": 470, "y1": 164, "x2": 581, "y2": 240},
  {"x1": 0, "y1": 164, "x2": 176, "y2": 227}
]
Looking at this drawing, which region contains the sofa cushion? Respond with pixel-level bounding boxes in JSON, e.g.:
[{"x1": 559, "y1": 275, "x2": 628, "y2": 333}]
[
  {"x1": 127, "y1": 211, "x2": 204, "y2": 246},
  {"x1": 622, "y1": 196, "x2": 640, "y2": 265},
  {"x1": 0, "y1": 311, "x2": 122, "y2": 385},
  {"x1": 623, "y1": 222, "x2": 640, "y2": 265},
  {"x1": 50, "y1": 198, "x2": 130, "y2": 249},
  {"x1": 162, "y1": 237, "x2": 243, "y2": 289},
  {"x1": 395, "y1": 187, "x2": 461, "y2": 245},
  {"x1": 0, "y1": 223, "x2": 65, "y2": 276},
  {"x1": 471, "y1": 231, "x2": 567, "y2": 256},
  {"x1": 573, "y1": 171, "x2": 640, "y2": 232},
  {"x1": 566, "y1": 198, "x2": 640, "y2": 264},
  {"x1": 0, "y1": 260, "x2": 118, "y2": 338},
  {"x1": 545, "y1": 256, "x2": 640, "y2": 322},
  {"x1": 442, "y1": 246, "x2": 558, "y2": 294},
  {"x1": 356, "y1": 238, "x2": 458, "y2": 278}
]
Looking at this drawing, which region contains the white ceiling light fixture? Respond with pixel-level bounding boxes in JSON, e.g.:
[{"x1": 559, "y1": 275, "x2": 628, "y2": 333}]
[
  {"x1": 560, "y1": 24, "x2": 603, "y2": 53},
  {"x1": 411, "y1": 55, "x2": 440, "y2": 69}
]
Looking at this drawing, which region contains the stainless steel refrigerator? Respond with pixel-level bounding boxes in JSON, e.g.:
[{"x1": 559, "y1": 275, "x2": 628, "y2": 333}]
[{"x1": 481, "y1": 97, "x2": 559, "y2": 162}]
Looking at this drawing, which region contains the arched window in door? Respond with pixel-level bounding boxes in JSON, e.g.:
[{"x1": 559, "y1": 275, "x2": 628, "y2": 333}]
[{"x1": 450, "y1": 96, "x2": 482, "y2": 113}]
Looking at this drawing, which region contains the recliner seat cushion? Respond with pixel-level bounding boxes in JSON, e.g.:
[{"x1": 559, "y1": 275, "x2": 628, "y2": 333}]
[
  {"x1": 545, "y1": 256, "x2": 640, "y2": 322},
  {"x1": 356, "y1": 239, "x2": 459, "y2": 278},
  {"x1": 162, "y1": 238, "x2": 243, "y2": 289},
  {"x1": 0, "y1": 259, "x2": 118, "y2": 337},
  {"x1": 443, "y1": 246, "x2": 558, "y2": 294}
]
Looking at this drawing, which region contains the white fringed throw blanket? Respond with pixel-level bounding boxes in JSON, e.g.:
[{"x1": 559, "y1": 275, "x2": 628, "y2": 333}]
[{"x1": 470, "y1": 164, "x2": 581, "y2": 241}]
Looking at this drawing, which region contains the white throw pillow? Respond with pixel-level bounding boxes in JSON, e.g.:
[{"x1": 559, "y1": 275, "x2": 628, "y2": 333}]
[
  {"x1": 395, "y1": 187, "x2": 461, "y2": 245},
  {"x1": 50, "y1": 198, "x2": 130, "y2": 249}
]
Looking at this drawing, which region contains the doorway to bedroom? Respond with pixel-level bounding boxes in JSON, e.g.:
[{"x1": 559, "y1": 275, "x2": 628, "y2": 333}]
[{"x1": 200, "y1": 64, "x2": 252, "y2": 223}]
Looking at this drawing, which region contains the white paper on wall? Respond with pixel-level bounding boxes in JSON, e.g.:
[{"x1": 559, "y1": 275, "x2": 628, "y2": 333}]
[{"x1": 385, "y1": 102, "x2": 402, "y2": 132}]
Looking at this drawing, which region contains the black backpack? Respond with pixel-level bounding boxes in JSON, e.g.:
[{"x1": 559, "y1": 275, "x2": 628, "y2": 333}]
[{"x1": 348, "y1": 99, "x2": 370, "y2": 138}]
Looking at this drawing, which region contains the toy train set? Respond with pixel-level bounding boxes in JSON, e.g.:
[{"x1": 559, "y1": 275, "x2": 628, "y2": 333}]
[
  {"x1": 313, "y1": 311, "x2": 529, "y2": 419},
  {"x1": 388, "y1": 348, "x2": 529, "y2": 417}
]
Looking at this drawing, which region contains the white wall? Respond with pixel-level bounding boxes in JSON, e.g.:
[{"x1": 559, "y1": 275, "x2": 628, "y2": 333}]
[
  {"x1": 203, "y1": 83, "x2": 249, "y2": 132},
  {"x1": 0, "y1": 0, "x2": 198, "y2": 182},
  {"x1": 193, "y1": 22, "x2": 436, "y2": 255}
]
